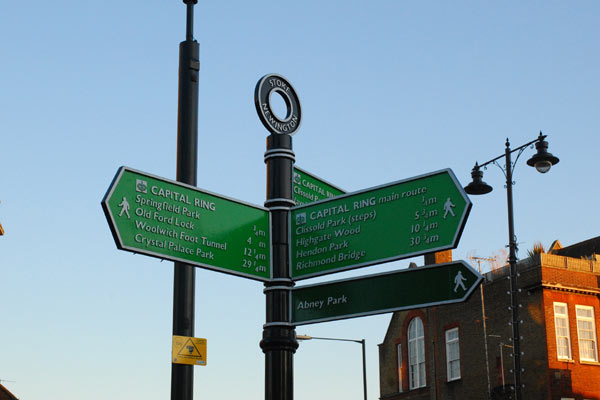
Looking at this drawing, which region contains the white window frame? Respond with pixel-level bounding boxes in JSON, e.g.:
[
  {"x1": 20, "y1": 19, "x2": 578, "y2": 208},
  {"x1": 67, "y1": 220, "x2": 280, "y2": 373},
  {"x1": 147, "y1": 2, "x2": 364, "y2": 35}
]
[
  {"x1": 553, "y1": 302, "x2": 572, "y2": 360},
  {"x1": 445, "y1": 327, "x2": 461, "y2": 381},
  {"x1": 408, "y1": 317, "x2": 426, "y2": 390},
  {"x1": 576, "y1": 305, "x2": 598, "y2": 362},
  {"x1": 397, "y1": 343, "x2": 403, "y2": 393}
]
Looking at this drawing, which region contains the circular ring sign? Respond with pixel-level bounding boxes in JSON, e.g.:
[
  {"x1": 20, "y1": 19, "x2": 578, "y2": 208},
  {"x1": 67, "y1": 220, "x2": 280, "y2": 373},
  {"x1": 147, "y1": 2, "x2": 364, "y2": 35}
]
[{"x1": 254, "y1": 74, "x2": 302, "y2": 135}]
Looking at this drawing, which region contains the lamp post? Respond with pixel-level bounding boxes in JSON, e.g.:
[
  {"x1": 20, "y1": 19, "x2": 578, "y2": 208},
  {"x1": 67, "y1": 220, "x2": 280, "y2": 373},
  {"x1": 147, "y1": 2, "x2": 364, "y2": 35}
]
[
  {"x1": 471, "y1": 256, "x2": 496, "y2": 399},
  {"x1": 172, "y1": 2, "x2": 199, "y2": 400},
  {"x1": 296, "y1": 334, "x2": 367, "y2": 400},
  {"x1": 464, "y1": 132, "x2": 559, "y2": 400}
]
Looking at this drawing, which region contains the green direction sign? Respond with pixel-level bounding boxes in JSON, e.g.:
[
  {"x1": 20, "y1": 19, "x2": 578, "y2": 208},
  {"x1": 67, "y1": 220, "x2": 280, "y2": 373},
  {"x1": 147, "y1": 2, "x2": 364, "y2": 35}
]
[
  {"x1": 293, "y1": 167, "x2": 345, "y2": 206},
  {"x1": 102, "y1": 167, "x2": 271, "y2": 281},
  {"x1": 292, "y1": 261, "x2": 482, "y2": 325},
  {"x1": 290, "y1": 169, "x2": 471, "y2": 280}
]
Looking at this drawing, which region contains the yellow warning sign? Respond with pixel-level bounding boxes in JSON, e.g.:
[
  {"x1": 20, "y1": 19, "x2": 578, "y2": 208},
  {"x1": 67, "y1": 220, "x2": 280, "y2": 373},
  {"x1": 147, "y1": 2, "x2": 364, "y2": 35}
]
[{"x1": 172, "y1": 335, "x2": 207, "y2": 366}]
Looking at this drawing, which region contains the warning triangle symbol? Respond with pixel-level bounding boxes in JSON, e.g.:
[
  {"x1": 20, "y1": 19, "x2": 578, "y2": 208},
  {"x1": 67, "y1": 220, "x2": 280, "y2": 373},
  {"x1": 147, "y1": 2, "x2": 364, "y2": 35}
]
[{"x1": 178, "y1": 338, "x2": 203, "y2": 359}]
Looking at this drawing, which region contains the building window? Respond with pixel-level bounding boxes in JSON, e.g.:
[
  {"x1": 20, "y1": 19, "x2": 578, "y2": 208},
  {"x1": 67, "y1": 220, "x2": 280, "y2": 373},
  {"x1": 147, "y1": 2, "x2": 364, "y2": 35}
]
[
  {"x1": 576, "y1": 305, "x2": 598, "y2": 362},
  {"x1": 445, "y1": 328, "x2": 461, "y2": 381},
  {"x1": 408, "y1": 317, "x2": 426, "y2": 389},
  {"x1": 553, "y1": 302, "x2": 572, "y2": 360},
  {"x1": 397, "y1": 343, "x2": 403, "y2": 392}
]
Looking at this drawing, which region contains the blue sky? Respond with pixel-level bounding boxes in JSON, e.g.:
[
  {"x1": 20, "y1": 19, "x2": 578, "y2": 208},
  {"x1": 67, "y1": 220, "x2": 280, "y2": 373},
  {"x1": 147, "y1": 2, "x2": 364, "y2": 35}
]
[{"x1": 1, "y1": 1, "x2": 598, "y2": 399}]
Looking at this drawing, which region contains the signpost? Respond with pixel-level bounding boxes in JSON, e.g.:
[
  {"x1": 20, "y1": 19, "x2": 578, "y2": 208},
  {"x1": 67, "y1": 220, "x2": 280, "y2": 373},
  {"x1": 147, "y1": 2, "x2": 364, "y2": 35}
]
[
  {"x1": 290, "y1": 169, "x2": 471, "y2": 280},
  {"x1": 292, "y1": 261, "x2": 481, "y2": 325},
  {"x1": 293, "y1": 167, "x2": 345, "y2": 206},
  {"x1": 102, "y1": 167, "x2": 271, "y2": 281},
  {"x1": 103, "y1": 64, "x2": 478, "y2": 400},
  {"x1": 255, "y1": 73, "x2": 302, "y2": 400}
]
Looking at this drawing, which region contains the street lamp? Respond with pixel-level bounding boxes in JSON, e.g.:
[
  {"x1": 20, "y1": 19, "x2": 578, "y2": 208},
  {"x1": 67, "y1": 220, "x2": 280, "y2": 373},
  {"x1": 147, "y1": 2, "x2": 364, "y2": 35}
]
[
  {"x1": 464, "y1": 131, "x2": 559, "y2": 400},
  {"x1": 296, "y1": 334, "x2": 367, "y2": 400}
]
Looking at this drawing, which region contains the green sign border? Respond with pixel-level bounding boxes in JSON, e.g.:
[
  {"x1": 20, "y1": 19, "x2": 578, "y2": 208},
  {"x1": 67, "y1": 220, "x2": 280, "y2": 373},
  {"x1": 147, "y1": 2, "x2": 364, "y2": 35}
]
[
  {"x1": 289, "y1": 169, "x2": 472, "y2": 280},
  {"x1": 102, "y1": 166, "x2": 272, "y2": 282},
  {"x1": 291, "y1": 260, "x2": 482, "y2": 325}
]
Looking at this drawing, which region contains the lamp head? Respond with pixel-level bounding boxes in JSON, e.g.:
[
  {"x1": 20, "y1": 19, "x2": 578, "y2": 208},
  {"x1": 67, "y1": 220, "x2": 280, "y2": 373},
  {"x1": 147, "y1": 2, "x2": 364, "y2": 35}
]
[
  {"x1": 526, "y1": 132, "x2": 559, "y2": 173},
  {"x1": 464, "y1": 163, "x2": 493, "y2": 195}
]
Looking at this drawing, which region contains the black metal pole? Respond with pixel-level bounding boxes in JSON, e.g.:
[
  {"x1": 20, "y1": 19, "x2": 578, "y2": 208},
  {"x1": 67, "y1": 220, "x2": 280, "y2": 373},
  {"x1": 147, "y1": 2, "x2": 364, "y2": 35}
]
[
  {"x1": 361, "y1": 339, "x2": 367, "y2": 400},
  {"x1": 172, "y1": 2, "x2": 199, "y2": 400},
  {"x1": 297, "y1": 336, "x2": 367, "y2": 400},
  {"x1": 504, "y1": 141, "x2": 522, "y2": 400},
  {"x1": 261, "y1": 134, "x2": 298, "y2": 400}
]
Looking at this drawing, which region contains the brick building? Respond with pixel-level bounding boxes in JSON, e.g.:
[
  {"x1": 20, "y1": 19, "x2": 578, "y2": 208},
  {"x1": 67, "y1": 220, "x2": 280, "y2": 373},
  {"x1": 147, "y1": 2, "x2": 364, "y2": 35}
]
[
  {"x1": 0, "y1": 384, "x2": 18, "y2": 400},
  {"x1": 378, "y1": 237, "x2": 600, "y2": 400}
]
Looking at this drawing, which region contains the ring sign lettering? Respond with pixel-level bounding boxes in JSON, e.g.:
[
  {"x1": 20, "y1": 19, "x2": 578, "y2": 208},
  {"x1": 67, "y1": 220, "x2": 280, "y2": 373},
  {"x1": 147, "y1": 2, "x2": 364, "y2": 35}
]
[{"x1": 254, "y1": 74, "x2": 302, "y2": 135}]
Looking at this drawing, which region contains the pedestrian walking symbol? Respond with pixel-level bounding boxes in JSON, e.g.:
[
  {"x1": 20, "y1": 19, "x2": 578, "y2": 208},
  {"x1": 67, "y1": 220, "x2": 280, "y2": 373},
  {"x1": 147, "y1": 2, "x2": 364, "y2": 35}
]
[
  {"x1": 118, "y1": 197, "x2": 130, "y2": 219},
  {"x1": 443, "y1": 197, "x2": 456, "y2": 219},
  {"x1": 453, "y1": 270, "x2": 467, "y2": 292}
]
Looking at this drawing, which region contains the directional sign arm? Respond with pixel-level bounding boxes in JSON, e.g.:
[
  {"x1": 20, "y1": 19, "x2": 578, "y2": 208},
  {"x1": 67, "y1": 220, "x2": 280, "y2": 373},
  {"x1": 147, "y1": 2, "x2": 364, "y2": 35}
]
[
  {"x1": 290, "y1": 169, "x2": 471, "y2": 280},
  {"x1": 102, "y1": 167, "x2": 272, "y2": 281},
  {"x1": 291, "y1": 261, "x2": 482, "y2": 325},
  {"x1": 293, "y1": 167, "x2": 345, "y2": 206}
]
